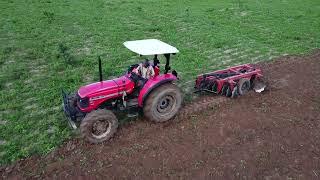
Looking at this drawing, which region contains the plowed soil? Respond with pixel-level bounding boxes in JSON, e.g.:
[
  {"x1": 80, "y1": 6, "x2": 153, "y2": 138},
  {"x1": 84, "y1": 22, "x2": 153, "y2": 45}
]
[{"x1": 1, "y1": 51, "x2": 320, "y2": 179}]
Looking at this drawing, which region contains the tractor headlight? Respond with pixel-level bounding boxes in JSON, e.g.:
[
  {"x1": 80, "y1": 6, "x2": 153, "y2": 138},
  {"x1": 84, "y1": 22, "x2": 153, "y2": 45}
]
[{"x1": 78, "y1": 96, "x2": 89, "y2": 108}]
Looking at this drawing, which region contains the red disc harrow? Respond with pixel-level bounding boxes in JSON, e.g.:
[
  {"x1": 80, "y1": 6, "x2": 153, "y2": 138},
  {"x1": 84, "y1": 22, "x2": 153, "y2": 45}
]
[{"x1": 194, "y1": 64, "x2": 266, "y2": 97}]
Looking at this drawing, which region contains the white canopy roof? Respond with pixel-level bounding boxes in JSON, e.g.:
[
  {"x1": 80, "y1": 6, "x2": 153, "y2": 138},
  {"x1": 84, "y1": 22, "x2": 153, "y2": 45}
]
[{"x1": 123, "y1": 39, "x2": 179, "y2": 56}]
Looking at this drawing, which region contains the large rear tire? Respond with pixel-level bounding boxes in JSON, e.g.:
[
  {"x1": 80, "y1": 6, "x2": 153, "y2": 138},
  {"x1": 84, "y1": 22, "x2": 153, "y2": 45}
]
[
  {"x1": 80, "y1": 109, "x2": 118, "y2": 144},
  {"x1": 143, "y1": 83, "x2": 182, "y2": 123}
]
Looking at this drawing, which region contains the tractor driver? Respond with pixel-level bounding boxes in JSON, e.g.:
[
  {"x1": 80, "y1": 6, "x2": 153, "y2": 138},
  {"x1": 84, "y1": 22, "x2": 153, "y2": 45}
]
[{"x1": 133, "y1": 59, "x2": 155, "y2": 79}]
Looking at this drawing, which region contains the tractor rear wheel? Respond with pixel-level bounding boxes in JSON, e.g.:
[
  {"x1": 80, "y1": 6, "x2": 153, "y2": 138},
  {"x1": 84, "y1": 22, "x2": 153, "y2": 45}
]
[
  {"x1": 80, "y1": 109, "x2": 118, "y2": 144},
  {"x1": 143, "y1": 83, "x2": 182, "y2": 123}
]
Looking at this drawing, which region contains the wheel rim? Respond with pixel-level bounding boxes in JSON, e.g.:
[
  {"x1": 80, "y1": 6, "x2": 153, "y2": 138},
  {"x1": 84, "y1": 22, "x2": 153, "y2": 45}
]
[
  {"x1": 91, "y1": 120, "x2": 111, "y2": 139},
  {"x1": 157, "y1": 95, "x2": 175, "y2": 114}
]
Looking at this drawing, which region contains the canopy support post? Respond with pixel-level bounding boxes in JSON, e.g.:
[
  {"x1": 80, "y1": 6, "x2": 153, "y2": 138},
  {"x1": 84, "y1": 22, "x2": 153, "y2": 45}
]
[{"x1": 164, "y1": 54, "x2": 171, "y2": 74}]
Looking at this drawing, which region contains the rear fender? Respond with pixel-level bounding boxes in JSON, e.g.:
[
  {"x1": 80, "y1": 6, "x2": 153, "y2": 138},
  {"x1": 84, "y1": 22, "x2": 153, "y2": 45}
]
[{"x1": 138, "y1": 73, "x2": 177, "y2": 107}]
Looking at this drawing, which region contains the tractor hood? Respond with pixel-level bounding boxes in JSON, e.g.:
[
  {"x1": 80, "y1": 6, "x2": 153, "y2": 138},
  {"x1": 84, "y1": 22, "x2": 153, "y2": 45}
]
[{"x1": 78, "y1": 76, "x2": 132, "y2": 98}]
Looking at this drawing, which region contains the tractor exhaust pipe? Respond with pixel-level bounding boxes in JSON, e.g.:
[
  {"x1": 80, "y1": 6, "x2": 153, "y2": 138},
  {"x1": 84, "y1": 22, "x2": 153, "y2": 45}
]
[{"x1": 98, "y1": 56, "x2": 103, "y2": 82}]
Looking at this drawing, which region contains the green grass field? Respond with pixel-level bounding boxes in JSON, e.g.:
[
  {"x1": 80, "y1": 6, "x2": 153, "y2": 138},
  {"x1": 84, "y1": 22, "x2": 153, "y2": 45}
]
[{"x1": 0, "y1": 0, "x2": 319, "y2": 165}]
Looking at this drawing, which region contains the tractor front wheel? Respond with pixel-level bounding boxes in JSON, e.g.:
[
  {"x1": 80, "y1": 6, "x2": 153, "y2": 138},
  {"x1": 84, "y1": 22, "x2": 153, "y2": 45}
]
[
  {"x1": 144, "y1": 83, "x2": 182, "y2": 123},
  {"x1": 80, "y1": 109, "x2": 118, "y2": 144}
]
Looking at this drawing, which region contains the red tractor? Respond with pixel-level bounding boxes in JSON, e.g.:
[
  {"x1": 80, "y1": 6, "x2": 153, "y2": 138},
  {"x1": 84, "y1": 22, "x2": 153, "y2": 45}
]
[{"x1": 63, "y1": 39, "x2": 182, "y2": 143}]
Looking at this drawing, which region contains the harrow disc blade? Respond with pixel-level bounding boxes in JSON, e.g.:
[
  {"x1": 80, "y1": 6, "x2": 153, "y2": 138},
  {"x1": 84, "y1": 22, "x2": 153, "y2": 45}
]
[
  {"x1": 220, "y1": 84, "x2": 228, "y2": 95},
  {"x1": 253, "y1": 81, "x2": 266, "y2": 93},
  {"x1": 226, "y1": 86, "x2": 232, "y2": 97},
  {"x1": 211, "y1": 81, "x2": 218, "y2": 93},
  {"x1": 231, "y1": 86, "x2": 239, "y2": 98}
]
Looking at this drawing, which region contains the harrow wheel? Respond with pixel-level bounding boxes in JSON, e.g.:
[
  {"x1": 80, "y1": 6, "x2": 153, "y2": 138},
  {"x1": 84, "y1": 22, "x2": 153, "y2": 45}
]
[
  {"x1": 252, "y1": 78, "x2": 267, "y2": 93},
  {"x1": 237, "y1": 78, "x2": 251, "y2": 95},
  {"x1": 80, "y1": 109, "x2": 118, "y2": 144}
]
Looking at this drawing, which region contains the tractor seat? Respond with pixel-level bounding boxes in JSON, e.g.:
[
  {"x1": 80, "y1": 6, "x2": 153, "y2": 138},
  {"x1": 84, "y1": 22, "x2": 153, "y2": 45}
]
[{"x1": 151, "y1": 59, "x2": 160, "y2": 76}]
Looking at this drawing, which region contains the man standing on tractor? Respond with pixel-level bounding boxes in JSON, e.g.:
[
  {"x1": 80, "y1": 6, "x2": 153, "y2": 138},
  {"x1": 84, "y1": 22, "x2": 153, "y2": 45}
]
[{"x1": 133, "y1": 59, "x2": 155, "y2": 79}]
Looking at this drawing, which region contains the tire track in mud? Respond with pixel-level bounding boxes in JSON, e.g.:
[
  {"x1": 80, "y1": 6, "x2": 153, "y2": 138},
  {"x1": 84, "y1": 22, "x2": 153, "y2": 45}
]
[{"x1": 177, "y1": 96, "x2": 227, "y2": 119}]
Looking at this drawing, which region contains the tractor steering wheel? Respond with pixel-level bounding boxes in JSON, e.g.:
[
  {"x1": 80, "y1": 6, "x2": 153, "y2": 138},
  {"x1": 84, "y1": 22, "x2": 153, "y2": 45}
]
[{"x1": 127, "y1": 64, "x2": 139, "y2": 74}]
